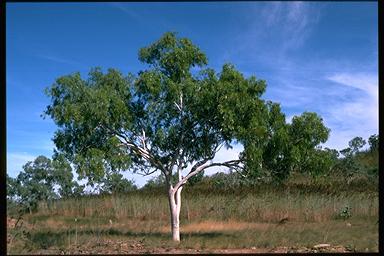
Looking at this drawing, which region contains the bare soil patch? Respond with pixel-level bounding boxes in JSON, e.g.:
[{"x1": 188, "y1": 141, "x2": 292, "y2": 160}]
[
  {"x1": 30, "y1": 238, "x2": 352, "y2": 255},
  {"x1": 160, "y1": 220, "x2": 271, "y2": 233}
]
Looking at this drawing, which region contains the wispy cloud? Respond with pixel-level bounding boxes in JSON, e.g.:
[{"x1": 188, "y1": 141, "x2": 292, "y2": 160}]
[
  {"x1": 108, "y1": 2, "x2": 142, "y2": 21},
  {"x1": 266, "y1": 82, "x2": 324, "y2": 108},
  {"x1": 324, "y1": 72, "x2": 378, "y2": 149},
  {"x1": 223, "y1": 3, "x2": 377, "y2": 151},
  {"x1": 276, "y1": 71, "x2": 378, "y2": 150},
  {"x1": 217, "y1": 2, "x2": 323, "y2": 81},
  {"x1": 260, "y1": 2, "x2": 321, "y2": 50},
  {"x1": 36, "y1": 54, "x2": 84, "y2": 68},
  {"x1": 107, "y1": 2, "x2": 172, "y2": 32},
  {"x1": 326, "y1": 73, "x2": 378, "y2": 98}
]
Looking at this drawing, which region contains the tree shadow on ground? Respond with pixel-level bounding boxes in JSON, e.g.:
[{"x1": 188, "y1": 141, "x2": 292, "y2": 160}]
[{"x1": 29, "y1": 227, "x2": 236, "y2": 248}]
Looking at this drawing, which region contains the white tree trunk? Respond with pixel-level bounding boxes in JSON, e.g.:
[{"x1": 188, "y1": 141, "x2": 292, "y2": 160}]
[{"x1": 168, "y1": 186, "x2": 182, "y2": 242}]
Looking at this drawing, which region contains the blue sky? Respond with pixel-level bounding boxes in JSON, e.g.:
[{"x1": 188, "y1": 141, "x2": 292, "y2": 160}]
[{"x1": 6, "y1": 2, "x2": 378, "y2": 187}]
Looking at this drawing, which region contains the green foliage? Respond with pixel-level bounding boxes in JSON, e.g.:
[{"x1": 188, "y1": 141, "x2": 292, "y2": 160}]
[
  {"x1": 348, "y1": 137, "x2": 366, "y2": 154},
  {"x1": 12, "y1": 156, "x2": 57, "y2": 212},
  {"x1": 138, "y1": 32, "x2": 208, "y2": 82},
  {"x1": 289, "y1": 112, "x2": 330, "y2": 172},
  {"x1": 338, "y1": 205, "x2": 352, "y2": 220},
  {"x1": 7, "y1": 155, "x2": 76, "y2": 213},
  {"x1": 187, "y1": 170, "x2": 204, "y2": 186},
  {"x1": 52, "y1": 153, "x2": 76, "y2": 197},
  {"x1": 141, "y1": 170, "x2": 204, "y2": 189},
  {"x1": 72, "y1": 182, "x2": 85, "y2": 197},
  {"x1": 7, "y1": 174, "x2": 19, "y2": 201},
  {"x1": 368, "y1": 134, "x2": 378, "y2": 152},
  {"x1": 335, "y1": 135, "x2": 379, "y2": 179},
  {"x1": 260, "y1": 102, "x2": 292, "y2": 181},
  {"x1": 289, "y1": 112, "x2": 330, "y2": 149},
  {"x1": 336, "y1": 154, "x2": 361, "y2": 177},
  {"x1": 101, "y1": 173, "x2": 137, "y2": 194},
  {"x1": 44, "y1": 32, "x2": 272, "y2": 186},
  {"x1": 142, "y1": 173, "x2": 177, "y2": 190},
  {"x1": 200, "y1": 171, "x2": 244, "y2": 190},
  {"x1": 303, "y1": 148, "x2": 339, "y2": 178},
  {"x1": 246, "y1": 111, "x2": 332, "y2": 182},
  {"x1": 44, "y1": 68, "x2": 134, "y2": 185},
  {"x1": 142, "y1": 175, "x2": 166, "y2": 190},
  {"x1": 338, "y1": 138, "x2": 363, "y2": 176},
  {"x1": 43, "y1": 32, "x2": 342, "y2": 187}
]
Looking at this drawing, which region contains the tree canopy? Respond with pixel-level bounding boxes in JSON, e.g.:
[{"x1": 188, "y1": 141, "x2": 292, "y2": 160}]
[
  {"x1": 44, "y1": 32, "x2": 271, "y2": 187},
  {"x1": 7, "y1": 155, "x2": 75, "y2": 213}
]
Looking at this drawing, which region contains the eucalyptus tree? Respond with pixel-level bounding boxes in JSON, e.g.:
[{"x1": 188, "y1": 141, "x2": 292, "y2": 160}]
[
  {"x1": 15, "y1": 156, "x2": 58, "y2": 213},
  {"x1": 6, "y1": 174, "x2": 19, "y2": 202},
  {"x1": 257, "y1": 109, "x2": 331, "y2": 181},
  {"x1": 348, "y1": 136, "x2": 366, "y2": 154},
  {"x1": 13, "y1": 156, "x2": 57, "y2": 212},
  {"x1": 260, "y1": 101, "x2": 293, "y2": 182},
  {"x1": 8, "y1": 155, "x2": 76, "y2": 213},
  {"x1": 338, "y1": 136, "x2": 370, "y2": 177},
  {"x1": 44, "y1": 32, "x2": 276, "y2": 241},
  {"x1": 288, "y1": 112, "x2": 330, "y2": 174},
  {"x1": 368, "y1": 134, "x2": 379, "y2": 152},
  {"x1": 52, "y1": 153, "x2": 77, "y2": 198}
]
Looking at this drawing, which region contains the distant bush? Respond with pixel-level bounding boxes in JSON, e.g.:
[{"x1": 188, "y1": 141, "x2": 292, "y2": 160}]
[
  {"x1": 100, "y1": 173, "x2": 137, "y2": 194},
  {"x1": 334, "y1": 135, "x2": 378, "y2": 181}
]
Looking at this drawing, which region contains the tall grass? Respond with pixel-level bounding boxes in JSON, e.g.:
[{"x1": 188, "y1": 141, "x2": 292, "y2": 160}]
[
  {"x1": 37, "y1": 184, "x2": 378, "y2": 224},
  {"x1": 9, "y1": 174, "x2": 378, "y2": 253}
]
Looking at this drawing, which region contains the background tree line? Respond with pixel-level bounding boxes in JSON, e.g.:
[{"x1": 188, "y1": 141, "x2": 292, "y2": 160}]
[{"x1": 7, "y1": 133, "x2": 378, "y2": 214}]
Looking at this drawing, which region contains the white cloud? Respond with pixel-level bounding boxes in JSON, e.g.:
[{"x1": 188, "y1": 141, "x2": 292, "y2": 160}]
[
  {"x1": 323, "y1": 72, "x2": 378, "y2": 150},
  {"x1": 266, "y1": 71, "x2": 378, "y2": 151},
  {"x1": 7, "y1": 152, "x2": 36, "y2": 178},
  {"x1": 326, "y1": 73, "x2": 378, "y2": 98}
]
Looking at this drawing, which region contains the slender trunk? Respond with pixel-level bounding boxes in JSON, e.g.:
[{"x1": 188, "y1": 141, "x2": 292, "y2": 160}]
[{"x1": 168, "y1": 186, "x2": 182, "y2": 242}]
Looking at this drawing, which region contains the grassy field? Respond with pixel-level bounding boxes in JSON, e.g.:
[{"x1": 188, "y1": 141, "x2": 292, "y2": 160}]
[{"x1": 7, "y1": 175, "x2": 379, "y2": 254}]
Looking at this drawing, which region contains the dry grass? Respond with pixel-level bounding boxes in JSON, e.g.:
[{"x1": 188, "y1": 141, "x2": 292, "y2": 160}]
[
  {"x1": 160, "y1": 220, "x2": 271, "y2": 233},
  {"x1": 7, "y1": 179, "x2": 378, "y2": 254},
  {"x1": 7, "y1": 212, "x2": 378, "y2": 254},
  {"x1": 35, "y1": 189, "x2": 378, "y2": 226}
]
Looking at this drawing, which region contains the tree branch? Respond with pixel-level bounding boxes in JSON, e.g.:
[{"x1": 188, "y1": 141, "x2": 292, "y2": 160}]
[
  {"x1": 102, "y1": 125, "x2": 167, "y2": 174},
  {"x1": 134, "y1": 168, "x2": 158, "y2": 176},
  {"x1": 173, "y1": 159, "x2": 242, "y2": 192}
]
